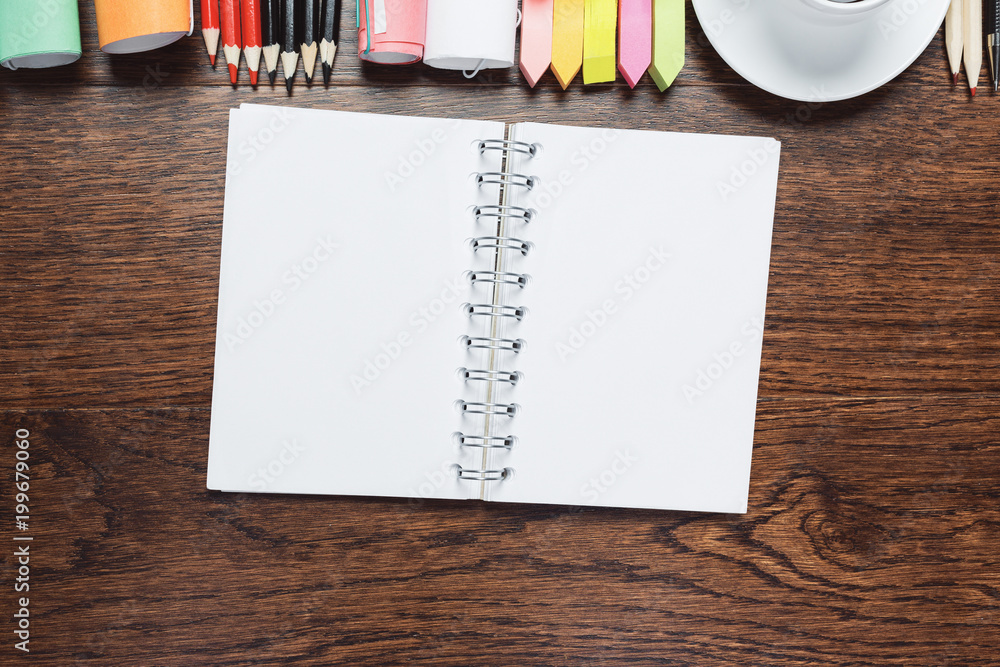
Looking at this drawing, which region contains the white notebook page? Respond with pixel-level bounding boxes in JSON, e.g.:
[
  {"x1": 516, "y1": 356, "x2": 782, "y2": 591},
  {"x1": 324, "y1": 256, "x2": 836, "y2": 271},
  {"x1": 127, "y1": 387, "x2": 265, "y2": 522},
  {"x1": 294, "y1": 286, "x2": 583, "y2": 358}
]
[
  {"x1": 487, "y1": 123, "x2": 780, "y2": 512},
  {"x1": 208, "y1": 105, "x2": 505, "y2": 500}
]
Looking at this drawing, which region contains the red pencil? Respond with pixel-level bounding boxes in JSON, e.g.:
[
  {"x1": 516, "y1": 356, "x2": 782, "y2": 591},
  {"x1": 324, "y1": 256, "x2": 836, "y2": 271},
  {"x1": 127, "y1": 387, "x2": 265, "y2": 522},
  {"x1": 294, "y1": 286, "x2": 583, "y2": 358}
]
[
  {"x1": 200, "y1": 0, "x2": 220, "y2": 66},
  {"x1": 220, "y1": 0, "x2": 242, "y2": 84},
  {"x1": 242, "y1": 0, "x2": 263, "y2": 86}
]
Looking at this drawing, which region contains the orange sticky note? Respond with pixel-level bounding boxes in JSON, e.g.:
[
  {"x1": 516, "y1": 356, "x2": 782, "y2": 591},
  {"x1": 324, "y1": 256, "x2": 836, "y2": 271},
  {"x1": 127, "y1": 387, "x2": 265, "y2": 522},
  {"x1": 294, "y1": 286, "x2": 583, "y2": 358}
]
[
  {"x1": 551, "y1": 0, "x2": 584, "y2": 89},
  {"x1": 94, "y1": 0, "x2": 192, "y2": 54},
  {"x1": 583, "y1": 0, "x2": 616, "y2": 84}
]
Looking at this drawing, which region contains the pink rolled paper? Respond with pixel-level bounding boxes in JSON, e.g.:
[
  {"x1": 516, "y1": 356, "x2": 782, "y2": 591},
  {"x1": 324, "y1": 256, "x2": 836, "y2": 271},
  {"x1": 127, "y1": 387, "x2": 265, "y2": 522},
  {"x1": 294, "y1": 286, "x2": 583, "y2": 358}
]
[
  {"x1": 618, "y1": 0, "x2": 651, "y2": 88},
  {"x1": 357, "y1": 0, "x2": 426, "y2": 64}
]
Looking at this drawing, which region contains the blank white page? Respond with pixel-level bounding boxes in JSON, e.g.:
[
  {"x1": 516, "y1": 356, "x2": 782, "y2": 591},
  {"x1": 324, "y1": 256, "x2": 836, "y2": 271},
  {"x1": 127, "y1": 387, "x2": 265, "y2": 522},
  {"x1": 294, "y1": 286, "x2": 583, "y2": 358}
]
[
  {"x1": 208, "y1": 105, "x2": 505, "y2": 500},
  {"x1": 487, "y1": 123, "x2": 780, "y2": 512}
]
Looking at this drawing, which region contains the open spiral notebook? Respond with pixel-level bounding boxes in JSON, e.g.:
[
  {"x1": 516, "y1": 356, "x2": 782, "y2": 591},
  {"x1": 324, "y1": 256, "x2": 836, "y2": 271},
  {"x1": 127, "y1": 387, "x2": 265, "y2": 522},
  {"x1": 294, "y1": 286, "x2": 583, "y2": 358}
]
[{"x1": 207, "y1": 103, "x2": 781, "y2": 513}]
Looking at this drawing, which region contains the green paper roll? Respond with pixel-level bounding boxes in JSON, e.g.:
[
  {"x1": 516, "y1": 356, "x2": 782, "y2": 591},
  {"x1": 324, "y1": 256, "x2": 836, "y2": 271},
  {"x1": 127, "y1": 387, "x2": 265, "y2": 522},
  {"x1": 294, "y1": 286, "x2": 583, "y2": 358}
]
[{"x1": 0, "y1": 0, "x2": 82, "y2": 70}]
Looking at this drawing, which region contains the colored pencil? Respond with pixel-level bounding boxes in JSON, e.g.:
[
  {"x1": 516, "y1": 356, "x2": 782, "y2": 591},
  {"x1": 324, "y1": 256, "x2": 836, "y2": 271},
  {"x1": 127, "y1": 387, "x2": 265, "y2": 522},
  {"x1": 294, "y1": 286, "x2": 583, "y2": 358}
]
[
  {"x1": 946, "y1": 0, "x2": 963, "y2": 85},
  {"x1": 242, "y1": 0, "x2": 264, "y2": 86},
  {"x1": 963, "y1": 0, "x2": 982, "y2": 96},
  {"x1": 221, "y1": 0, "x2": 242, "y2": 84},
  {"x1": 200, "y1": 0, "x2": 220, "y2": 66}
]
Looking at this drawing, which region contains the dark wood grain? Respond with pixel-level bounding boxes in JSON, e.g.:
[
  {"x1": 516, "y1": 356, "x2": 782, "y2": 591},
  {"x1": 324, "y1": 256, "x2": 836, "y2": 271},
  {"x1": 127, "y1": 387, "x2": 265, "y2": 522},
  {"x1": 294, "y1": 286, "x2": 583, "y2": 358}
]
[{"x1": 1, "y1": 1, "x2": 999, "y2": 665}]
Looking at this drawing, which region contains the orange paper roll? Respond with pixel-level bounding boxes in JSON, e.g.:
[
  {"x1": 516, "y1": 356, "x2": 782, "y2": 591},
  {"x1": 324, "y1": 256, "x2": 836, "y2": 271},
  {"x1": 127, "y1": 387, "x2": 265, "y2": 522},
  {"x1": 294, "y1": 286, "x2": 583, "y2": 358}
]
[{"x1": 94, "y1": 0, "x2": 193, "y2": 54}]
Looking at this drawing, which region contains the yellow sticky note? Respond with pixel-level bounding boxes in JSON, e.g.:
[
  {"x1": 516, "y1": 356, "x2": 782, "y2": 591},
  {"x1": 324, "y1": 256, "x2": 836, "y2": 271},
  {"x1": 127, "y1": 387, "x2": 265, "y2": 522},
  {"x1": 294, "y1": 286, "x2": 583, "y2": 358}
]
[
  {"x1": 649, "y1": 0, "x2": 684, "y2": 91},
  {"x1": 583, "y1": 0, "x2": 616, "y2": 84},
  {"x1": 552, "y1": 0, "x2": 584, "y2": 88}
]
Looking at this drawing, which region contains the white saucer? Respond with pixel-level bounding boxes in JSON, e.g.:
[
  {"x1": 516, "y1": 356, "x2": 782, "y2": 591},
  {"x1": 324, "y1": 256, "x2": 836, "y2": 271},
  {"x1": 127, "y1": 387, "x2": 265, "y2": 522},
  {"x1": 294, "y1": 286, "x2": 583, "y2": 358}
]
[{"x1": 691, "y1": 0, "x2": 950, "y2": 102}]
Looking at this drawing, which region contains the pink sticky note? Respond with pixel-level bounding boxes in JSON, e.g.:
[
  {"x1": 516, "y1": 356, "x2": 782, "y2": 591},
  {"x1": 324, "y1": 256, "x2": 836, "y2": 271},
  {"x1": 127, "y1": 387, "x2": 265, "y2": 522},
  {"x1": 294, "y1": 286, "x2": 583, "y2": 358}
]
[
  {"x1": 357, "y1": 0, "x2": 426, "y2": 64},
  {"x1": 618, "y1": 0, "x2": 651, "y2": 88},
  {"x1": 520, "y1": 0, "x2": 553, "y2": 87}
]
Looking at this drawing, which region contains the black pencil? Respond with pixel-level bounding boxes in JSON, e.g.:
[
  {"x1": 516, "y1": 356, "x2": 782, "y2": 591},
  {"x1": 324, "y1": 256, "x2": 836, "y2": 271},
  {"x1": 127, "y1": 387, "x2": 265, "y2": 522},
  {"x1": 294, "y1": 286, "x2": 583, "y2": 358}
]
[
  {"x1": 300, "y1": 0, "x2": 319, "y2": 85},
  {"x1": 320, "y1": 0, "x2": 340, "y2": 86},
  {"x1": 262, "y1": 0, "x2": 281, "y2": 85},
  {"x1": 280, "y1": 0, "x2": 300, "y2": 92}
]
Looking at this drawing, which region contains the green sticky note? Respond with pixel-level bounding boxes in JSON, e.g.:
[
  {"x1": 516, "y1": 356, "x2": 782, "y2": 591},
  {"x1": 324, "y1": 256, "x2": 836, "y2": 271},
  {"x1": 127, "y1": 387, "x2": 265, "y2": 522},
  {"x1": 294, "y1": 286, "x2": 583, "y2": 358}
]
[
  {"x1": 0, "y1": 0, "x2": 82, "y2": 70},
  {"x1": 649, "y1": 0, "x2": 684, "y2": 91}
]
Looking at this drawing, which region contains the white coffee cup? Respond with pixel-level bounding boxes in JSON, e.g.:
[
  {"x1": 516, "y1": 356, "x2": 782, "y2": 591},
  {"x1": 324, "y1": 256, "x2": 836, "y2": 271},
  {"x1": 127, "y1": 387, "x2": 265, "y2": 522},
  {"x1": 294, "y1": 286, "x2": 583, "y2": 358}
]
[
  {"x1": 800, "y1": 0, "x2": 893, "y2": 13},
  {"x1": 794, "y1": 0, "x2": 894, "y2": 24}
]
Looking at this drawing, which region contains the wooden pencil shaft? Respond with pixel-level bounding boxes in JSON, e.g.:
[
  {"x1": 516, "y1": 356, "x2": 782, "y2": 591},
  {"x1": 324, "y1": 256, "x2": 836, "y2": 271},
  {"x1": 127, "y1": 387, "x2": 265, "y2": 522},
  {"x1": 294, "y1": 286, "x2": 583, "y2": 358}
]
[
  {"x1": 321, "y1": 0, "x2": 339, "y2": 43},
  {"x1": 303, "y1": 0, "x2": 319, "y2": 43},
  {"x1": 283, "y1": 0, "x2": 297, "y2": 52}
]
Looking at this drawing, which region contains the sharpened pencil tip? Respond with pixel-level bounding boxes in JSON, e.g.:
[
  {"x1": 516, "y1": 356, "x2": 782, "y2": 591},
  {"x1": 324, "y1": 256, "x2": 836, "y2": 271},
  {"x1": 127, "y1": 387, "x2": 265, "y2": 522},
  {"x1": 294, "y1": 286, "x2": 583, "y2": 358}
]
[
  {"x1": 304, "y1": 73, "x2": 312, "y2": 85},
  {"x1": 249, "y1": 69, "x2": 258, "y2": 86},
  {"x1": 228, "y1": 63, "x2": 238, "y2": 85},
  {"x1": 285, "y1": 76, "x2": 294, "y2": 93},
  {"x1": 952, "y1": 72, "x2": 959, "y2": 85},
  {"x1": 269, "y1": 70, "x2": 277, "y2": 85},
  {"x1": 322, "y1": 63, "x2": 331, "y2": 86},
  {"x1": 210, "y1": 54, "x2": 216, "y2": 67},
  {"x1": 970, "y1": 86, "x2": 977, "y2": 97}
]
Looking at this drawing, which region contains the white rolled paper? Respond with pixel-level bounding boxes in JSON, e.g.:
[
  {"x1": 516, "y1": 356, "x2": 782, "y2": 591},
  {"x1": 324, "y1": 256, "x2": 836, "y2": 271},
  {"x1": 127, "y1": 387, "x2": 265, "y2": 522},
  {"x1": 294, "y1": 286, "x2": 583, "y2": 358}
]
[{"x1": 423, "y1": 0, "x2": 518, "y2": 71}]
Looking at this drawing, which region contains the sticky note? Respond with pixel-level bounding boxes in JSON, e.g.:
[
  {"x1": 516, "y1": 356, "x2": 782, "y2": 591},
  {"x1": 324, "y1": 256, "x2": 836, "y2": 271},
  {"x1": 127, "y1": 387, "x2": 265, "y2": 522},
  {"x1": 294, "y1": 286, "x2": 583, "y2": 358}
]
[
  {"x1": 551, "y1": 0, "x2": 584, "y2": 88},
  {"x1": 520, "y1": 0, "x2": 553, "y2": 87},
  {"x1": 618, "y1": 0, "x2": 651, "y2": 88},
  {"x1": 649, "y1": 0, "x2": 684, "y2": 91},
  {"x1": 583, "y1": 0, "x2": 616, "y2": 84}
]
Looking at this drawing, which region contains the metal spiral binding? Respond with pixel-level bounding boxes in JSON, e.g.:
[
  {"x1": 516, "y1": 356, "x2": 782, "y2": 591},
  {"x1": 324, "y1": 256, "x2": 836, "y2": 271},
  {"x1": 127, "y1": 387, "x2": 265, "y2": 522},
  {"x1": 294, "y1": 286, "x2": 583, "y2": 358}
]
[
  {"x1": 474, "y1": 205, "x2": 534, "y2": 224},
  {"x1": 478, "y1": 138, "x2": 537, "y2": 157},
  {"x1": 457, "y1": 133, "x2": 540, "y2": 485},
  {"x1": 463, "y1": 303, "x2": 525, "y2": 320},
  {"x1": 459, "y1": 368, "x2": 521, "y2": 385},
  {"x1": 469, "y1": 270, "x2": 528, "y2": 288},
  {"x1": 477, "y1": 172, "x2": 536, "y2": 190},
  {"x1": 472, "y1": 236, "x2": 531, "y2": 255}
]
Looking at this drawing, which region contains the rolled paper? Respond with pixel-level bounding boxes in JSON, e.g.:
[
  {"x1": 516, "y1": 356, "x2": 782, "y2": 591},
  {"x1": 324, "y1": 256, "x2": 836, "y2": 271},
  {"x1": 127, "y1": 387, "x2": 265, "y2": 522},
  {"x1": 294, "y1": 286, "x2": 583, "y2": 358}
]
[
  {"x1": 649, "y1": 0, "x2": 683, "y2": 91},
  {"x1": 551, "y1": 0, "x2": 584, "y2": 88},
  {"x1": 423, "y1": 0, "x2": 517, "y2": 72},
  {"x1": 94, "y1": 0, "x2": 193, "y2": 54},
  {"x1": 583, "y1": 0, "x2": 616, "y2": 84},
  {"x1": 357, "y1": 0, "x2": 425, "y2": 64},
  {"x1": 618, "y1": 0, "x2": 651, "y2": 88},
  {"x1": 519, "y1": 0, "x2": 553, "y2": 87},
  {"x1": 0, "y1": 0, "x2": 82, "y2": 70}
]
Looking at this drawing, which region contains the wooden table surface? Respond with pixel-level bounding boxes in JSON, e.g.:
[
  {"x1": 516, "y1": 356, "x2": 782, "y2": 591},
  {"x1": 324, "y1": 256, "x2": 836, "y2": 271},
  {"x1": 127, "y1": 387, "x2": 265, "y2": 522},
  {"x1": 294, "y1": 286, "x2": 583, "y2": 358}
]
[{"x1": 2, "y1": 3, "x2": 999, "y2": 665}]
